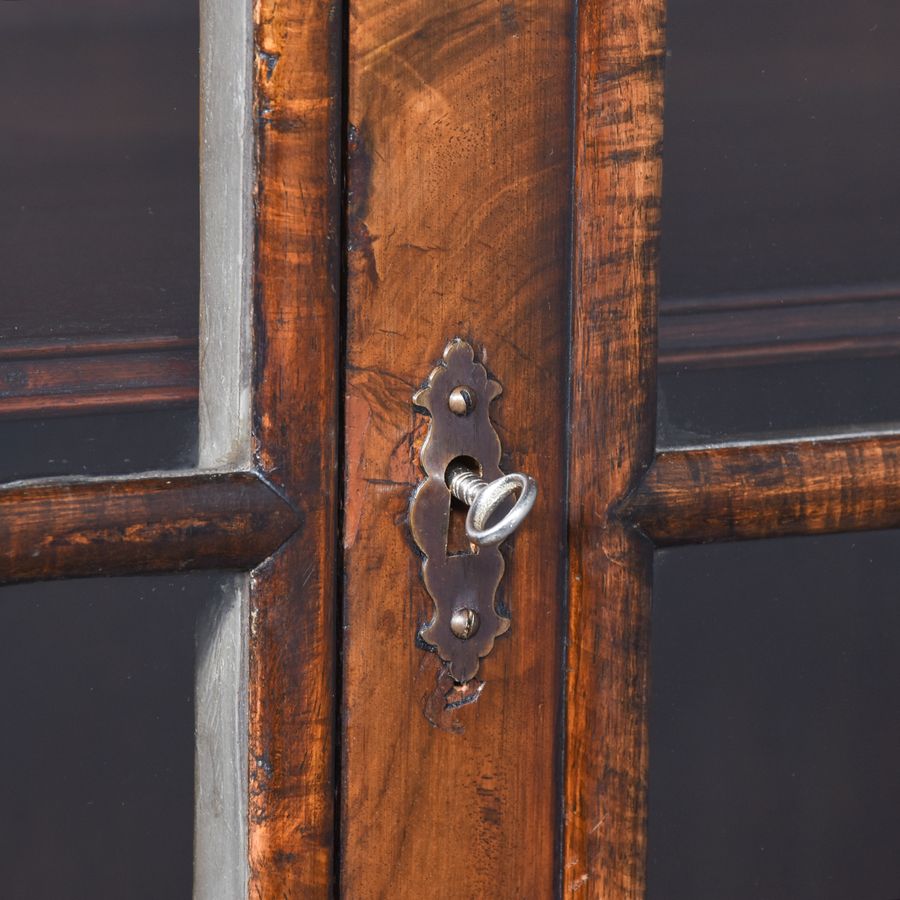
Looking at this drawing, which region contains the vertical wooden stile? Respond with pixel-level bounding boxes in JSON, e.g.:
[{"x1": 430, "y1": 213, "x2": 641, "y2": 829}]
[
  {"x1": 341, "y1": 1, "x2": 575, "y2": 895},
  {"x1": 564, "y1": 0, "x2": 666, "y2": 895},
  {"x1": 247, "y1": 1, "x2": 343, "y2": 895}
]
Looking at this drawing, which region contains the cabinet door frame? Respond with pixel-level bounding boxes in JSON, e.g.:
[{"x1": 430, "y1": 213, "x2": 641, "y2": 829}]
[
  {"x1": 565, "y1": 1, "x2": 900, "y2": 897},
  {"x1": 0, "y1": 1, "x2": 342, "y2": 896},
  {"x1": 1, "y1": 0, "x2": 896, "y2": 897}
]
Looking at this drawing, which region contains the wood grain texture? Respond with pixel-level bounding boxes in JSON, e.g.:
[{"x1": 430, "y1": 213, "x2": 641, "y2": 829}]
[
  {"x1": 0, "y1": 471, "x2": 296, "y2": 585},
  {"x1": 342, "y1": 1, "x2": 572, "y2": 895},
  {"x1": 564, "y1": 0, "x2": 664, "y2": 895},
  {"x1": 0, "y1": 336, "x2": 197, "y2": 419},
  {"x1": 247, "y1": 0, "x2": 342, "y2": 895},
  {"x1": 623, "y1": 434, "x2": 900, "y2": 546}
]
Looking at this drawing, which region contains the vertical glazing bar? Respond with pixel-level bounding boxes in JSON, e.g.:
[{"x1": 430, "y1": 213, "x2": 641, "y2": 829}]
[
  {"x1": 564, "y1": 0, "x2": 666, "y2": 894},
  {"x1": 196, "y1": 0, "x2": 342, "y2": 896},
  {"x1": 248, "y1": 0, "x2": 343, "y2": 895}
]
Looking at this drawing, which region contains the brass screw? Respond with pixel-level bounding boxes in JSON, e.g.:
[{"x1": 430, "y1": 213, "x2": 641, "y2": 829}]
[
  {"x1": 448, "y1": 386, "x2": 476, "y2": 416},
  {"x1": 450, "y1": 607, "x2": 480, "y2": 640}
]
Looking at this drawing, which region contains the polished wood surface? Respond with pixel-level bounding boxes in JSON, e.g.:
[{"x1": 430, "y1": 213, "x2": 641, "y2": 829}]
[
  {"x1": 0, "y1": 471, "x2": 296, "y2": 584},
  {"x1": 563, "y1": 0, "x2": 665, "y2": 895},
  {"x1": 341, "y1": 1, "x2": 572, "y2": 894},
  {"x1": 624, "y1": 434, "x2": 900, "y2": 546},
  {"x1": 246, "y1": 0, "x2": 342, "y2": 895}
]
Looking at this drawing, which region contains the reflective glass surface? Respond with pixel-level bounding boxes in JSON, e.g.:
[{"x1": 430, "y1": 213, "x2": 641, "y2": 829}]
[
  {"x1": 0, "y1": 408, "x2": 197, "y2": 482},
  {"x1": 0, "y1": 0, "x2": 199, "y2": 477},
  {"x1": 648, "y1": 531, "x2": 900, "y2": 899},
  {"x1": 0, "y1": 0, "x2": 199, "y2": 340},
  {"x1": 0, "y1": 574, "x2": 218, "y2": 899},
  {"x1": 659, "y1": 0, "x2": 900, "y2": 442},
  {"x1": 658, "y1": 356, "x2": 900, "y2": 448}
]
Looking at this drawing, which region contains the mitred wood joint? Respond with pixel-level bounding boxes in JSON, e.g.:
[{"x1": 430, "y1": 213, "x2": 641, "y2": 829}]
[
  {"x1": 0, "y1": 470, "x2": 300, "y2": 585},
  {"x1": 621, "y1": 434, "x2": 900, "y2": 546}
]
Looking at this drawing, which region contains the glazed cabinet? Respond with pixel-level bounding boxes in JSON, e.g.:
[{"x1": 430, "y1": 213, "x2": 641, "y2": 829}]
[{"x1": 1, "y1": 1, "x2": 898, "y2": 897}]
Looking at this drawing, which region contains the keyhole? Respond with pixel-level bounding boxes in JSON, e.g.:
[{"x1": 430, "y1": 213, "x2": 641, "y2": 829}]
[{"x1": 445, "y1": 455, "x2": 481, "y2": 557}]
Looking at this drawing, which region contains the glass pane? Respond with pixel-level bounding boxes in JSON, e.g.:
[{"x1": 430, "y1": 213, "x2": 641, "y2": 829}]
[
  {"x1": 0, "y1": 0, "x2": 199, "y2": 475},
  {"x1": 658, "y1": 356, "x2": 900, "y2": 448},
  {"x1": 648, "y1": 531, "x2": 900, "y2": 899},
  {"x1": 658, "y1": 0, "x2": 900, "y2": 442},
  {"x1": 0, "y1": 409, "x2": 197, "y2": 482},
  {"x1": 0, "y1": 574, "x2": 218, "y2": 899},
  {"x1": 0, "y1": 1, "x2": 199, "y2": 339}
]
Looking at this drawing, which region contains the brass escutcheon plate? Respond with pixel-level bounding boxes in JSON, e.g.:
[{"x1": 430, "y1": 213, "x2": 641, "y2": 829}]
[{"x1": 410, "y1": 338, "x2": 510, "y2": 683}]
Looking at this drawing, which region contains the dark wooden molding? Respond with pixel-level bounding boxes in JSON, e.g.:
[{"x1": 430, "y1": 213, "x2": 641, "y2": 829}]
[
  {"x1": 246, "y1": 0, "x2": 342, "y2": 894},
  {"x1": 623, "y1": 433, "x2": 900, "y2": 546},
  {"x1": 0, "y1": 470, "x2": 299, "y2": 585},
  {"x1": 659, "y1": 282, "x2": 900, "y2": 370},
  {"x1": 564, "y1": 0, "x2": 664, "y2": 896},
  {"x1": 2, "y1": 280, "x2": 892, "y2": 420},
  {"x1": 0, "y1": 335, "x2": 198, "y2": 419}
]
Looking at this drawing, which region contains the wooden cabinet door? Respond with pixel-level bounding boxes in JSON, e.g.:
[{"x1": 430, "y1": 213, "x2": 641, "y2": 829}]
[
  {"x1": 329, "y1": 0, "x2": 900, "y2": 895},
  {"x1": 3, "y1": 1, "x2": 898, "y2": 898},
  {"x1": 333, "y1": 1, "x2": 662, "y2": 895},
  {"x1": 0, "y1": 2, "x2": 335, "y2": 896}
]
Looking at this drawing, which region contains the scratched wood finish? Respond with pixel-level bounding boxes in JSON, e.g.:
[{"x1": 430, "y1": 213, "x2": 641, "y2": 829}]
[
  {"x1": 624, "y1": 434, "x2": 900, "y2": 546},
  {"x1": 564, "y1": 0, "x2": 665, "y2": 895},
  {"x1": 247, "y1": 0, "x2": 342, "y2": 895},
  {"x1": 0, "y1": 472, "x2": 296, "y2": 585},
  {"x1": 342, "y1": 2, "x2": 572, "y2": 894}
]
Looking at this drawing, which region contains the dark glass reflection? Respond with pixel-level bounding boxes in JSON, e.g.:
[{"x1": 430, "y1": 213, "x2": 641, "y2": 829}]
[
  {"x1": 0, "y1": 574, "x2": 216, "y2": 899},
  {"x1": 659, "y1": 0, "x2": 900, "y2": 441},
  {"x1": 662, "y1": 0, "x2": 900, "y2": 298},
  {"x1": 0, "y1": 1, "x2": 200, "y2": 479},
  {"x1": 0, "y1": 0, "x2": 199, "y2": 341},
  {"x1": 658, "y1": 356, "x2": 900, "y2": 448},
  {"x1": 0, "y1": 408, "x2": 197, "y2": 482},
  {"x1": 648, "y1": 531, "x2": 900, "y2": 899}
]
